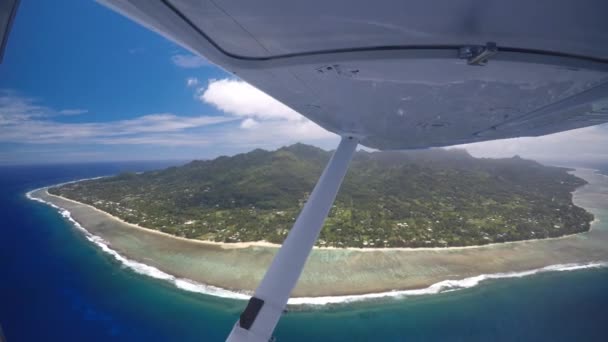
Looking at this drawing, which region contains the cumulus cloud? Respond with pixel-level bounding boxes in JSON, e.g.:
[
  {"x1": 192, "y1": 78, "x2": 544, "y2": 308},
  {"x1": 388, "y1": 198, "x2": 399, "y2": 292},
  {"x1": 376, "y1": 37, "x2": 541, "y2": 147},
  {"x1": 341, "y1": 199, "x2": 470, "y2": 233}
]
[
  {"x1": 171, "y1": 53, "x2": 209, "y2": 68},
  {"x1": 198, "y1": 78, "x2": 336, "y2": 145},
  {"x1": 200, "y1": 79, "x2": 302, "y2": 121},
  {"x1": 0, "y1": 87, "x2": 336, "y2": 152}
]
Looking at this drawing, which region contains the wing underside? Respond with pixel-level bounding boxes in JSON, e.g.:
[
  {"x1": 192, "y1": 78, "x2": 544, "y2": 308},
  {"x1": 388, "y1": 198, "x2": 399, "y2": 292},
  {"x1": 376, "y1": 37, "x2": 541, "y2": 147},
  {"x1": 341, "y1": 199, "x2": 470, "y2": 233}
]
[
  {"x1": 99, "y1": 0, "x2": 608, "y2": 149},
  {"x1": 0, "y1": 0, "x2": 19, "y2": 63}
]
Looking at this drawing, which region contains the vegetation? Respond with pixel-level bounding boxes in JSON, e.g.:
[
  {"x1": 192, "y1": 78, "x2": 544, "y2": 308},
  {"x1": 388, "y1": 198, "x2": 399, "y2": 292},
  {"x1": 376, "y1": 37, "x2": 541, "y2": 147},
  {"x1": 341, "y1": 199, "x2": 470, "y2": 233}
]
[{"x1": 49, "y1": 144, "x2": 593, "y2": 248}]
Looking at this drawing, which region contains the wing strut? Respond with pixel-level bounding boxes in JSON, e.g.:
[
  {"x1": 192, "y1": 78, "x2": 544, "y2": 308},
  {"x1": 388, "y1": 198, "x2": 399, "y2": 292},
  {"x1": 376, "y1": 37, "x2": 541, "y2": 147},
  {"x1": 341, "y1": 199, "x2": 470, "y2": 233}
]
[{"x1": 227, "y1": 136, "x2": 359, "y2": 342}]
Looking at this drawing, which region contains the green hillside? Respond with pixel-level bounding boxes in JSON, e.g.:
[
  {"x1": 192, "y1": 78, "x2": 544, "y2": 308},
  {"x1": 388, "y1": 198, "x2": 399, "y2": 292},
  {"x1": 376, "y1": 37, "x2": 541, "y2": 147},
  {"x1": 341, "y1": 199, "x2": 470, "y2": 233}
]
[{"x1": 49, "y1": 144, "x2": 593, "y2": 248}]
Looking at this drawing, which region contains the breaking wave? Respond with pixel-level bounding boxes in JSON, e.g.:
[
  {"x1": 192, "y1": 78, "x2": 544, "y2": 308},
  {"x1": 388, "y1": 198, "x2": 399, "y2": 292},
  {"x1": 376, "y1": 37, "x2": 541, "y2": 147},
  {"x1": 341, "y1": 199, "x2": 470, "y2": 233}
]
[
  {"x1": 27, "y1": 187, "x2": 608, "y2": 306},
  {"x1": 26, "y1": 188, "x2": 250, "y2": 300},
  {"x1": 288, "y1": 261, "x2": 607, "y2": 305}
]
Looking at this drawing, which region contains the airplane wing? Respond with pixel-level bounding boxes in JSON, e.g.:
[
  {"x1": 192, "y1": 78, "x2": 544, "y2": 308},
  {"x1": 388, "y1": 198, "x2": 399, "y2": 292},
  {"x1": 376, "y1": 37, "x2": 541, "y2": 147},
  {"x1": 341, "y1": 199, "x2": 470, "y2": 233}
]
[
  {"x1": 97, "y1": 2, "x2": 608, "y2": 341},
  {"x1": 0, "y1": 0, "x2": 19, "y2": 63},
  {"x1": 99, "y1": 0, "x2": 608, "y2": 150}
]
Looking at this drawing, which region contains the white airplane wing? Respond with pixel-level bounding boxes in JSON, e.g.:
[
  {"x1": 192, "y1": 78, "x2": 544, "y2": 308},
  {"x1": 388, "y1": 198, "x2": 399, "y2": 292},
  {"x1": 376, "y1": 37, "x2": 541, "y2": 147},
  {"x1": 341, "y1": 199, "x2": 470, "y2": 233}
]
[
  {"x1": 99, "y1": 0, "x2": 608, "y2": 150},
  {"x1": 97, "y1": 1, "x2": 608, "y2": 341}
]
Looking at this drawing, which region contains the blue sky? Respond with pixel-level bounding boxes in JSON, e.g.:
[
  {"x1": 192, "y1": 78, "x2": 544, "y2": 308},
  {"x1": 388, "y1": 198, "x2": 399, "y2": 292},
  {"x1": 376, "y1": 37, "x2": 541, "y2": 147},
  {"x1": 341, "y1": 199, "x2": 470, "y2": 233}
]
[
  {"x1": 0, "y1": 0, "x2": 337, "y2": 164},
  {"x1": 0, "y1": 0, "x2": 606, "y2": 165}
]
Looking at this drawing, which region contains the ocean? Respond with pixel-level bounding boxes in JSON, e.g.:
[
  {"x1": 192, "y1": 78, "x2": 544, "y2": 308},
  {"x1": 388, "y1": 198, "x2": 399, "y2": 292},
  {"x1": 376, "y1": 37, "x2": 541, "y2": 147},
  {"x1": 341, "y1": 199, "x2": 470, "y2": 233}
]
[{"x1": 1, "y1": 162, "x2": 608, "y2": 341}]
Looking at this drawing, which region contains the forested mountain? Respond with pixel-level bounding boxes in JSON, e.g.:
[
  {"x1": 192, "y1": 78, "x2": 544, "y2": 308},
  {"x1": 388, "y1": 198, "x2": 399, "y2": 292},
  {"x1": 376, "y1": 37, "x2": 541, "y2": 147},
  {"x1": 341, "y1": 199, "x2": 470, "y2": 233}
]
[{"x1": 49, "y1": 144, "x2": 593, "y2": 248}]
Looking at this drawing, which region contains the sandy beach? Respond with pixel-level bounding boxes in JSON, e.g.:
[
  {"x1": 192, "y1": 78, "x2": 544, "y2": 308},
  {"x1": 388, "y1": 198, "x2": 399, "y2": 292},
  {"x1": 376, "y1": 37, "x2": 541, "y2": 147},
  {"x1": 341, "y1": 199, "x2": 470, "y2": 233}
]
[{"x1": 29, "y1": 169, "x2": 608, "y2": 298}]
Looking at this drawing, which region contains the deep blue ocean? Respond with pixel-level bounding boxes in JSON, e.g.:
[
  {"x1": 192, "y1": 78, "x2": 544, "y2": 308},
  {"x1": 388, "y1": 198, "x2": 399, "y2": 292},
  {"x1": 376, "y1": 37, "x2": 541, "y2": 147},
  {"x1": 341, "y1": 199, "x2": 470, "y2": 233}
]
[{"x1": 1, "y1": 162, "x2": 608, "y2": 341}]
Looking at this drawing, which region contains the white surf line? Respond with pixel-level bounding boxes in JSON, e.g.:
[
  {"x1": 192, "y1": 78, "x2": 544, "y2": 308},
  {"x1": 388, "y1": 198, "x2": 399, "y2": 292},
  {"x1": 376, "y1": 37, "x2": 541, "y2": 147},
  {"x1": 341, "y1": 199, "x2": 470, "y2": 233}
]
[
  {"x1": 27, "y1": 188, "x2": 608, "y2": 306},
  {"x1": 26, "y1": 189, "x2": 251, "y2": 300},
  {"x1": 287, "y1": 261, "x2": 608, "y2": 305},
  {"x1": 25, "y1": 175, "x2": 109, "y2": 198}
]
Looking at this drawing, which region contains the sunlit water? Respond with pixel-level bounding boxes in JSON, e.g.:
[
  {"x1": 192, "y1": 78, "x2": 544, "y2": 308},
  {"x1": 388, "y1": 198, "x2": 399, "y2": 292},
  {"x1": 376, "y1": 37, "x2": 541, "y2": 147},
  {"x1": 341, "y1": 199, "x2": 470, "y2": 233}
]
[{"x1": 2, "y1": 163, "x2": 608, "y2": 341}]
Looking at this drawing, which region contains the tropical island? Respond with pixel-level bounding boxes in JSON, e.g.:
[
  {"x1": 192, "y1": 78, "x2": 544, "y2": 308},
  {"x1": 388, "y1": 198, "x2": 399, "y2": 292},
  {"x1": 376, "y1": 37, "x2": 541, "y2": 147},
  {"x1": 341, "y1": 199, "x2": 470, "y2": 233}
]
[{"x1": 48, "y1": 144, "x2": 593, "y2": 248}]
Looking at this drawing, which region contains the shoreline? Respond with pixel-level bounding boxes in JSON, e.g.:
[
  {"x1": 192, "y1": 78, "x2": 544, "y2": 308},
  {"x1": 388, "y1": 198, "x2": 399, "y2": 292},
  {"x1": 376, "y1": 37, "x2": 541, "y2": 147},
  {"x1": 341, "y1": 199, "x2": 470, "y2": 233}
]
[
  {"x1": 27, "y1": 168, "x2": 608, "y2": 301},
  {"x1": 42, "y1": 186, "x2": 596, "y2": 253},
  {"x1": 21, "y1": 188, "x2": 608, "y2": 305}
]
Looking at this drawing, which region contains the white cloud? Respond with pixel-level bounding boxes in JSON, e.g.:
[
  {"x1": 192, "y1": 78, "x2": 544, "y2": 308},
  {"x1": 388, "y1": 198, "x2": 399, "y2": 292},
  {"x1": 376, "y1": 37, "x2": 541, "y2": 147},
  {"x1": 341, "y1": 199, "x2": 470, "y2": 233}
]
[
  {"x1": 0, "y1": 91, "x2": 235, "y2": 145},
  {"x1": 186, "y1": 77, "x2": 199, "y2": 87},
  {"x1": 8, "y1": 82, "x2": 604, "y2": 165},
  {"x1": 0, "y1": 88, "x2": 336, "y2": 151},
  {"x1": 453, "y1": 124, "x2": 608, "y2": 163},
  {"x1": 0, "y1": 90, "x2": 87, "y2": 125},
  {"x1": 200, "y1": 79, "x2": 302, "y2": 121},
  {"x1": 58, "y1": 109, "x2": 88, "y2": 115},
  {"x1": 195, "y1": 78, "x2": 608, "y2": 162},
  {"x1": 229, "y1": 119, "x2": 336, "y2": 146},
  {"x1": 0, "y1": 113, "x2": 234, "y2": 144},
  {"x1": 171, "y1": 53, "x2": 209, "y2": 68},
  {"x1": 198, "y1": 78, "x2": 336, "y2": 145},
  {"x1": 109, "y1": 113, "x2": 231, "y2": 134},
  {"x1": 240, "y1": 118, "x2": 259, "y2": 129}
]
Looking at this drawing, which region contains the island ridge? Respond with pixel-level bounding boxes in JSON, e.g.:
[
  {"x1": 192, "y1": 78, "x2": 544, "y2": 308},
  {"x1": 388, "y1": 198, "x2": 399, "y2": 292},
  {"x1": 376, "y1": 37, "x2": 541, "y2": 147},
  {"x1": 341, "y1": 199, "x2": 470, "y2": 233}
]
[{"x1": 49, "y1": 144, "x2": 593, "y2": 248}]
